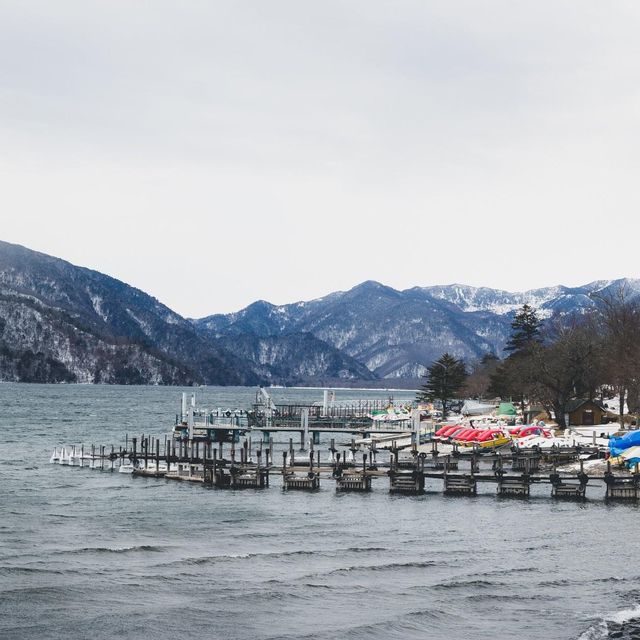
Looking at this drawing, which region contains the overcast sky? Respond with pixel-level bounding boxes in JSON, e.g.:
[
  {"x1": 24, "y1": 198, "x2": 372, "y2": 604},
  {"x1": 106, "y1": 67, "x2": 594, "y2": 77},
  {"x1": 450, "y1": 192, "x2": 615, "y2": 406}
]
[{"x1": 1, "y1": 1, "x2": 640, "y2": 317}]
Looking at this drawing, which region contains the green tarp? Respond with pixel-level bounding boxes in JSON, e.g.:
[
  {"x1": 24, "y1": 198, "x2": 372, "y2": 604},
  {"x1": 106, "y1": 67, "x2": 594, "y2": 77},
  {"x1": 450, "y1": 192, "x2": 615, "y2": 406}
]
[{"x1": 498, "y1": 402, "x2": 517, "y2": 416}]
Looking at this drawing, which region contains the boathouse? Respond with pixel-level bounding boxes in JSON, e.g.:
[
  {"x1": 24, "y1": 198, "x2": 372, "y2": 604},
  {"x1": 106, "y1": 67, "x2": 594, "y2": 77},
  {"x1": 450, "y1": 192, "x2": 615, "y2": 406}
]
[{"x1": 565, "y1": 399, "x2": 606, "y2": 426}]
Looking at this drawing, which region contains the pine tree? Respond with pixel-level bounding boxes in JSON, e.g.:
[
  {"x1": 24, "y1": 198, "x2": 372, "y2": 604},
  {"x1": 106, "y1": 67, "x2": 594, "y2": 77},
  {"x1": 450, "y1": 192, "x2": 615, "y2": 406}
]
[
  {"x1": 505, "y1": 304, "x2": 541, "y2": 353},
  {"x1": 417, "y1": 353, "x2": 468, "y2": 419}
]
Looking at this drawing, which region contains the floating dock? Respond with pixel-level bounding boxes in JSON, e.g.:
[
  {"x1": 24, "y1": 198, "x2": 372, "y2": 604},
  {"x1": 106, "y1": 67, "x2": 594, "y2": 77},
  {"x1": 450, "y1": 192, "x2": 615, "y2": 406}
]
[{"x1": 50, "y1": 430, "x2": 640, "y2": 503}]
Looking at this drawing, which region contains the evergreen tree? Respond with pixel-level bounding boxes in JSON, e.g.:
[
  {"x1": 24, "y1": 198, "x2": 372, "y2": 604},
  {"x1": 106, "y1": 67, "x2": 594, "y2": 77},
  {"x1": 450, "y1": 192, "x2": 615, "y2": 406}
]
[
  {"x1": 505, "y1": 304, "x2": 542, "y2": 353},
  {"x1": 490, "y1": 305, "x2": 541, "y2": 416},
  {"x1": 417, "y1": 353, "x2": 468, "y2": 419}
]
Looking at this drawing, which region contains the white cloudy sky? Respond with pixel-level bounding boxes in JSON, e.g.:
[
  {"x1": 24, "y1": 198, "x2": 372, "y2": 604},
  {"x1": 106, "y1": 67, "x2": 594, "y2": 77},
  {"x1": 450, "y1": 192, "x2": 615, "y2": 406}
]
[{"x1": 1, "y1": 1, "x2": 640, "y2": 317}]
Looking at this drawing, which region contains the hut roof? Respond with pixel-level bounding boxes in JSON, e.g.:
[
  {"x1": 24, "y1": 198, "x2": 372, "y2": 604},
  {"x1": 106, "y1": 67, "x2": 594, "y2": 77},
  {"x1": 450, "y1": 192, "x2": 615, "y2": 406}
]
[{"x1": 565, "y1": 399, "x2": 606, "y2": 413}]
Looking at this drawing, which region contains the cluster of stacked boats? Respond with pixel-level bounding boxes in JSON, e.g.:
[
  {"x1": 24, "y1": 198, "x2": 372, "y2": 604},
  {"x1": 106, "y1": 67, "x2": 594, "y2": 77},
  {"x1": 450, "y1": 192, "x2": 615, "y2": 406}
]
[
  {"x1": 434, "y1": 423, "x2": 550, "y2": 450},
  {"x1": 433, "y1": 421, "x2": 613, "y2": 451}
]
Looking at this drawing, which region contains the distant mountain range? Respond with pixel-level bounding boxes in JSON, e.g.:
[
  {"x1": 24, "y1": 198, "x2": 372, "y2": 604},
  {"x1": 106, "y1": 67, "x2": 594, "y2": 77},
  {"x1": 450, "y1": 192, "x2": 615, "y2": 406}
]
[
  {"x1": 0, "y1": 240, "x2": 638, "y2": 385},
  {"x1": 197, "y1": 278, "x2": 640, "y2": 380}
]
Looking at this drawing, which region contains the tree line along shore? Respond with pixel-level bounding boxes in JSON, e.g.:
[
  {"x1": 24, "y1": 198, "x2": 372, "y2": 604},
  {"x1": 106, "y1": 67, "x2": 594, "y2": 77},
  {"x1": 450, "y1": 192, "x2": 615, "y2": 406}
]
[{"x1": 418, "y1": 284, "x2": 640, "y2": 429}]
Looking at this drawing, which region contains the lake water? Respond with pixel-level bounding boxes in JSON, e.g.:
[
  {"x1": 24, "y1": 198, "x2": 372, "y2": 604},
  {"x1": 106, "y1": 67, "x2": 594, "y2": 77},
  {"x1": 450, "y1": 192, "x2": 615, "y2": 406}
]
[{"x1": 2, "y1": 383, "x2": 640, "y2": 640}]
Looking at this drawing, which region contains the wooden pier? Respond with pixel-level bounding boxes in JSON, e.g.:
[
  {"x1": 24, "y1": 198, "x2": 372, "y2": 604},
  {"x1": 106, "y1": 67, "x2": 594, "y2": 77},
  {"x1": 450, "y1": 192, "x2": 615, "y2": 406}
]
[
  {"x1": 549, "y1": 460, "x2": 589, "y2": 499},
  {"x1": 50, "y1": 432, "x2": 640, "y2": 503},
  {"x1": 247, "y1": 389, "x2": 426, "y2": 449},
  {"x1": 605, "y1": 461, "x2": 640, "y2": 500},
  {"x1": 496, "y1": 474, "x2": 530, "y2": 497},
  {"x1": 281, "y1": 446, "x2": 321, "y2": 490},
  {"x1": 388, "y1": 444, "x2": 425, "y2": 494},
  {"x1": 492, "y1": 456, "x2": 530, "y2": 496},
  {"x1": 334, "y1": 452, "x2": 373, "y2": 492},
  {"x1": 443, "y1": 473, "x2": 477, "y2": 496}
]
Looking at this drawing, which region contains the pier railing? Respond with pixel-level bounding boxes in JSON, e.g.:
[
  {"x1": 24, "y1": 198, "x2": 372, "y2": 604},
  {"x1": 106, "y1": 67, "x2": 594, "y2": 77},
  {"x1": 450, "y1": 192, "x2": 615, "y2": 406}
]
[{"x1": 248, "y1": 400, "x2": 411, "y2": 429}]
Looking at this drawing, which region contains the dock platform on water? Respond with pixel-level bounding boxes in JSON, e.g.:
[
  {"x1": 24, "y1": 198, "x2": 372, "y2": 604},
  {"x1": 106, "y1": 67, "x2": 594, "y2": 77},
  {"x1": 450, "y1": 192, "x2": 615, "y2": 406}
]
[{"x1": 50, "y1": 432, "x2": 640, "y2": 503}]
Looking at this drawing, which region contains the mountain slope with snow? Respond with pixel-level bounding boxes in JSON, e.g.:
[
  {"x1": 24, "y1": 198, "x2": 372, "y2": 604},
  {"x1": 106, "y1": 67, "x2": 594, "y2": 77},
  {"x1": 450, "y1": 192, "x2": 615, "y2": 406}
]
[{"x1": 197, "y1": 278, "x2": 640, "y2": 379}]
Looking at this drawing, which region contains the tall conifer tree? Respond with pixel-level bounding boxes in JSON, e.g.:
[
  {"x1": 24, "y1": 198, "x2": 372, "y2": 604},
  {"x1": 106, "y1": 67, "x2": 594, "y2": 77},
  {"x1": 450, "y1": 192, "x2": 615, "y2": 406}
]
[
  {"x1": 505, "y1": 304, "x2": 542, "y2": 353},
  {"x1": 417, "y1": 353, "x2": 468, "y2": 419}
]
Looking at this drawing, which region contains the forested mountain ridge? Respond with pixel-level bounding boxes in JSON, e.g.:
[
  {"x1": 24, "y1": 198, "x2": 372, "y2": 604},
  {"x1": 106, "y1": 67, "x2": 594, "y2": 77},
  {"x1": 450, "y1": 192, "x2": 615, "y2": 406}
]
[
  {"x1": 2, "y1": 239, "x2": 638, "y2": 384},
  {"x1": 0, "y1": 241, "x2": 258, "y2": 384},
  {"x1": 0, "y1": 241, "x2": 372, "y2": 384}
]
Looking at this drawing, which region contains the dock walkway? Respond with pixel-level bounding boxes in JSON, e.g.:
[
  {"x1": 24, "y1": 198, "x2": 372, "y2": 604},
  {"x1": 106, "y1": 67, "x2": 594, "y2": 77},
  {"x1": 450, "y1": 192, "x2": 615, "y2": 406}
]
[{"x1": 51, "y1": 434, "x2": 638, "y2": 502}]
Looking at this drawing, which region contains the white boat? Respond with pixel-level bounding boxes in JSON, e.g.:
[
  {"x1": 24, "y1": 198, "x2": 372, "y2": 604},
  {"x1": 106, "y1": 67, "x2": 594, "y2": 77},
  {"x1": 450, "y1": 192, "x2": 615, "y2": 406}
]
[
  {"x1": 49, "y1": 447, "x2": 60, "y2": 464},
  {"x1": 462, "y1": 400, "x2": 497, "y2": 416},
  {"x1": 566, "y1": 425, "x2": 619, "y2": 439},
  {"x1": 67, "y1": 446, "x2": 80, "y2": 466},
  {"x1": 118, "y1": 459, "x2": 135, "y2": 474},
  {"x1": 514, "y1": 435, "x2": 567, "y2": 450}
]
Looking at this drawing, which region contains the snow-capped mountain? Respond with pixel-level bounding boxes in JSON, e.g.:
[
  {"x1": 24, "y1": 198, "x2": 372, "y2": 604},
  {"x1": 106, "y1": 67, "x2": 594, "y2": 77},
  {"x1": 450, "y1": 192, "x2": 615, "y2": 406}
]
[
  {"x1": 410, "y1": 280, "x2": 639, "y2": 317},
  {"x1": 197, "y1": 278, "x2": 640, "y2": 379},
  {"x1": 2, "y1": 238, "x2": 638, "y2": 384}
]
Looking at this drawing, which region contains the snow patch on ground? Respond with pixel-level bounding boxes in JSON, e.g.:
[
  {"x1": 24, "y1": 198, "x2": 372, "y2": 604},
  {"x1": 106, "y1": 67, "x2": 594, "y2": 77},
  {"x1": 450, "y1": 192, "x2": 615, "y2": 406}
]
[
  {"x1": 126, "y1": 308, "x2": 151, "y2": 335},
  {"x1": 89, "y1": 292, "x2": 108, "y2": 322}
]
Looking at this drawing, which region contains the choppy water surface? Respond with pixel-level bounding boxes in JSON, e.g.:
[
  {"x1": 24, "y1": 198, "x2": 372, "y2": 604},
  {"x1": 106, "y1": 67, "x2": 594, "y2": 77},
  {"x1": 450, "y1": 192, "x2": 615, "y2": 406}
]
[{"x1": 1, "y1": 384, "x2": 639, "y2": 640}]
